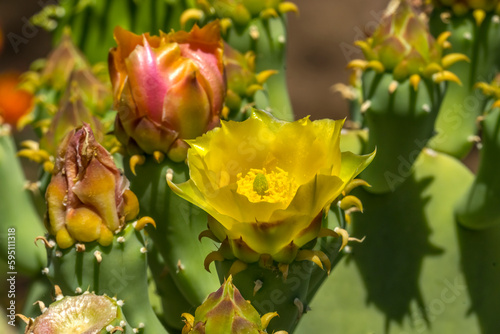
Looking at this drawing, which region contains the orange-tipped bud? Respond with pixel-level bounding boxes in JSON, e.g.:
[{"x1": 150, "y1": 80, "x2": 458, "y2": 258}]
[{"x1": 109, "y1": 22, "x2": 226, "y2": 162}]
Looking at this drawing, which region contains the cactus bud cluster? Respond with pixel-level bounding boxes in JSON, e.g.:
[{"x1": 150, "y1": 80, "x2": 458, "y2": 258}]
[{"x1": 349, "y1": 0, "x2": 466, "y2": 85}]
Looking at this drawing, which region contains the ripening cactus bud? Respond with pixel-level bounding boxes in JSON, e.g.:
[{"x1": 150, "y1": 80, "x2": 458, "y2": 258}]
[
  {"x1": 21, "y1": 290, "x2": 127, "y2": 334},
  {"x1": 40, "y1": 32, "x2": 89, "y2": 91},
  {"x1": 45, "y1": 124, "x2": 139, "y2": 248},
  {"x1": 182, "y1": 276, "x2": 286, "y2": 334},
  {"x1": 109, "y1": 21, "x2": 226, "y2": 162},
  {"x1": 39, "y1": 82, "x2": 104, "y2": 157}
]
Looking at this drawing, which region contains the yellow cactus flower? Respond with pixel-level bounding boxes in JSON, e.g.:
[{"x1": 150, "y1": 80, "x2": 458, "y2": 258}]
[{"x1": 168, "y1": 110, "x2": 375, "y2": 264}]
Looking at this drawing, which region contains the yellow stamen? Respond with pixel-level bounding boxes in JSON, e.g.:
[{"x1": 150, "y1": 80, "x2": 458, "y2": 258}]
[{"x1": 236, "y1": 168, "x2": 298, "y2": 204}]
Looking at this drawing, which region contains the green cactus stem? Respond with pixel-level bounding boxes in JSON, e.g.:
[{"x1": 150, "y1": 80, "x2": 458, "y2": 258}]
[
  {"x1": 124, "y1": 155, "x2": 220, "y2": 319},
  {"x1": 359, "y1": 71, "x2": 445, "y2": 193},
  {"x1": 348, "y1": 0, "x2": 465, "y2": 193},
  {"x1": 42, "y1": 224, "x2": 167, "y2": 334},
  {"x1": 181, "y1": 2, "x2": 296, "y2": 121},
  {"x1": 456, "y1": 106, "x2": 500, "y2": 229},
  {"x1": 296, "y1": 149, "x2": 477, "y2": 333},
  {"x1": 0, "y1": 125, "x2": 46, "y2": 275},
  {"x1": 428, "y1": 4, "x2": 500, "y2": 157},
  {"x1": 42, "y1": 0, "x2": 187, "y2": 65},
  {"x1": 147, "y1": 244, "x2": 195, "y2": 332},
  {"x1": 225, "y1": 16, "x2": 293, "y2": 121}
]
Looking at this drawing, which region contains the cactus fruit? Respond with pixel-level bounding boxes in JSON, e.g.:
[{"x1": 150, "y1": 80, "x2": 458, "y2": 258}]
[
  {"x1": 182, "y1": 276, "x2": 287, "y2": 334},
  {"x1": 427, "y1": 0, "x2": 500, "y2": 157},
  {"x1": 109, "y1": 22, "x2": 225, "y2": 162},
  {"x1": 20, "y1": 287, "x2": 129, "y2": 334},
  {"x1": 456, "y1": 76, "x2": 500, "y2": 229},
  {"x1": 348, "y1": 0, "x2": 466, "y2": 193}
]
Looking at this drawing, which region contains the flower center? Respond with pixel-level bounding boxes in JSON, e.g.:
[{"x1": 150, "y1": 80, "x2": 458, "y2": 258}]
[{"x1": 236, "y1": 168, "x2": 298, "y2": 204}]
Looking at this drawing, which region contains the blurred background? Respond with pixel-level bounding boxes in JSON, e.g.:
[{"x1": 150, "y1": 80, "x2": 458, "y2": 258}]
[{"x1": 0, "y1": 0, "x2": 388, "y2": 121}]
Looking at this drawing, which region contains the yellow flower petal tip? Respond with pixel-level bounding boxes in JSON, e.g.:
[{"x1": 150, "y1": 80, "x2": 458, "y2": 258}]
[
  {"x1": 34, "y1": 236, "x2": 54, "y2": 249},
  {"x1": 180, "y1": 8, "x2": 204, "y2": 28},
  {"x1": 410, "y1": 74, "x2": 421, "y2": 92},
  {"x1": 55, "y1": 228, "x2": 75, "y2": 249},
  {"x1": 123, "y1": 189, "x2": 140, "y2": 222},
  {"x1": 204, "y1": 251, "x2": 225, "y2": 273},
  {"x1": 340, "y1": 195, "x2": 364, "y2": 213},
  {"x1": 153, "y1": 151, "x2": 165, "y2": 164},
  {"x1": 260, "y1": 8, "x2": 278, "y2": 19},
  {"x1": 279, "y1": 2, "x2": 299, "y2": 15},
  {"x1": 343, "y1": 178, "x2": 371, "y2": 195},
  {"x1": 198, "y1": 229, "x2": 219, "y2": 242},
  {"x1": 219, "y1": 18, "x2": 232, "y2": 33},
  {"x1": 134, "y1": 216, "x2": 156, "y2": 231},
  {"x1": 256, "y1": 70, "x2": 278, "y2": 85},
  {"x1": 296, "y1": 249, "x2": 331, "y2": 274},
  {"x1": 441, "y1": 53, "x2": 470, "y2": 69},
  {"x1": 228, "y1": 260, "x2": 248, "y2": 276},
  {"x1": 98, "y1": 226, "x2": 114, "y2": 247},
  {"x1": 261, "y1": 312, "x2": 279, "y2": 329},
  {"x1": 347, "y1": 59, "x2": 368, "y2": 70},
  {"x1": 129, "y1": 154, "x2": 145, "y2": 176},
  {"x1": 433, "y1": 71, "x2": 462, "y2": 85},
  {"x1": 473, "y1": 9, "x2": 486, "y2": 26}
]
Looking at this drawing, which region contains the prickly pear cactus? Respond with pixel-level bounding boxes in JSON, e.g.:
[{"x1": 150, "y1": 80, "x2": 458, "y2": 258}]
[{"x1": 6, "y1": 1, "x2": 500, "y2": 333}]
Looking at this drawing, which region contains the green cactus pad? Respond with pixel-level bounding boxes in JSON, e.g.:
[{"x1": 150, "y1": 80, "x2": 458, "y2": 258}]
[{"x1": 296, "y1": 149, "x2": 489, "y2": 333}]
